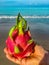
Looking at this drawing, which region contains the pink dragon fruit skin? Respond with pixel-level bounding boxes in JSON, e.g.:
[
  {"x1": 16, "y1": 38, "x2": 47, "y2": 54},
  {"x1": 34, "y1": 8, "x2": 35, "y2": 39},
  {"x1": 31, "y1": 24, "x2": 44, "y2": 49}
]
[
  {"x1": 6, "y1": 30, "x2": 35, "y2": 59},
  {"x1": 24, "y1": 31, "x2": 31, "y2": 42},
  {"x1": 14, "y1": 42, "x2": 35, "y2": 59},
  {"x1": 15, "y1": 34, "x2": 27, "y2": 50},
  {"x1": 6, "y1": 35, "x2": 35, "y2": 59},
  {"x1": 6, "y1": 13, "x2": 35, "y2": 59},
  {"x1": 12, "y1": 29, "x2": 18, "y2": 41},
  {"x1": 6, "y1": 36, "x2": 15, "y2": 54}
]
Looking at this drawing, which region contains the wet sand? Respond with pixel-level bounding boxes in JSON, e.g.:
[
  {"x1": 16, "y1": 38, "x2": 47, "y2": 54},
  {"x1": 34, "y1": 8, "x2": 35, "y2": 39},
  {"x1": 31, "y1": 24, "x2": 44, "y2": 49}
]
[
  {"x1": 0, "y1": 23, "x2": 18, "y2": 65},
  {"x1": 0, "y1": 23, "x2": 49, "y2": 65}
]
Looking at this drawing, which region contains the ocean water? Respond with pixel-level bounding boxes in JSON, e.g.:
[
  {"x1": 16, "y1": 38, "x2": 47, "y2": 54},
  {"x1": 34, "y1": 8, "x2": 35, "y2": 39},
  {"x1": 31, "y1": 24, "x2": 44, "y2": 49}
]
[
  {"x1": 0, "y1": 6, "x2": 49, "y2": 16},
  {"x1": 0, "y1": 6, "x2": 49, "y2": 65},
  {"x1": 0, "y1": 6, "x2": 49, "y2": 49}
]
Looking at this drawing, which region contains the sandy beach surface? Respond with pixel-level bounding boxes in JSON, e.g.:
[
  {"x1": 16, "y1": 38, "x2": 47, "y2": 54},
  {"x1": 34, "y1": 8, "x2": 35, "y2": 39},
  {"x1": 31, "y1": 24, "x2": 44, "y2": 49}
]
[
  {"x1": 0, "y1": 22, "x2": 49, "y2": 65},
  {"x1": 0, "y1": 23, "x2": 19, "y2": 65}
]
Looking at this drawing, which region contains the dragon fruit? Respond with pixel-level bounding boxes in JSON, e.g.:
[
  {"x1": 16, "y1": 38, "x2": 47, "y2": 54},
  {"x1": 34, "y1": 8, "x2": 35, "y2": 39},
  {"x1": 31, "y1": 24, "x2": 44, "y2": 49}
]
[{"x1": 6, "y1": 13, "x2": 35, "y2": 59}]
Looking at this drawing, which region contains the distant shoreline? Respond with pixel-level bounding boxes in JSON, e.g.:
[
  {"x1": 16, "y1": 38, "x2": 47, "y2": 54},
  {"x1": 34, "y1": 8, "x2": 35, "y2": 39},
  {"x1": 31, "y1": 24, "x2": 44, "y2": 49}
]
[{"x1": 0, "y1": 16, "x2": 49, "y2": 19}]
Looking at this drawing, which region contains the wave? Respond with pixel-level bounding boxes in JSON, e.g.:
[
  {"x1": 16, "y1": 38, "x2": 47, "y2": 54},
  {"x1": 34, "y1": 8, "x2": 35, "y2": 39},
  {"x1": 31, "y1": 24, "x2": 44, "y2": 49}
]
[{"x1": 0, "y1": 16, "x2": 49, "y2": 19}]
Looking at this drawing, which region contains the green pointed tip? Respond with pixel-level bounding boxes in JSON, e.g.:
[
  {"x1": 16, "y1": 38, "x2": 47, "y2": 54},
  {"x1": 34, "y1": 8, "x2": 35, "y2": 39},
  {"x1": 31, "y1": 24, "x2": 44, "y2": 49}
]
[
  {"x1": 14, "y1": 46, "x2": 20, "y2": 53},
  {"x1": 16, "y1": 13, "x2": 27, "y2": 35},
  {"x1": 28, "y1": 27, "x2": 30, "y2": 31},
  {"x1": 18, "y1": 13, "x2": 21, "y2": 16},
  {"x1": 9, "y1": 26, "x2": 16, "y2": 38},
  {"x1": 27, "y1": 39, "x2": 34, "y2": 44},
  {"x1": 16, "y1": 13, "x2": 21, "y2": 25}
]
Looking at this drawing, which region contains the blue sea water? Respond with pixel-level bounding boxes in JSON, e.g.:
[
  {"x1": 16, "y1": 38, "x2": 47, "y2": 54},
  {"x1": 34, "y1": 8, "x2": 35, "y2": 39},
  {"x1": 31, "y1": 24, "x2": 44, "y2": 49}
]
[
  {"x1": 0, "y1": 5, "x2": 49, "y2": 50},
  {"x1": 0, "y1": 6, "x2": 49, "y2": 32},
  {"x1": 0, "y1": 1, "x2": 49, "y2": 65},
  {"x1": 0, "y1": 3, "x2": 49, "y2": 65},
  {"x1": 0, "y1": 5, "x2": 49, "y2": 31},
  {"x1": 0, "y1": 6, "x2": 49, "y2": 16}
]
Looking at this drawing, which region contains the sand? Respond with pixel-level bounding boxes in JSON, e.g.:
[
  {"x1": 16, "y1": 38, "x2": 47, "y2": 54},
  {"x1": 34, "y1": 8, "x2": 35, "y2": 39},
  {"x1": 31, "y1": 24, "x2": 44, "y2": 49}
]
[{"x1": 0, "y1": 23, "x2": 49, "y2": 65}]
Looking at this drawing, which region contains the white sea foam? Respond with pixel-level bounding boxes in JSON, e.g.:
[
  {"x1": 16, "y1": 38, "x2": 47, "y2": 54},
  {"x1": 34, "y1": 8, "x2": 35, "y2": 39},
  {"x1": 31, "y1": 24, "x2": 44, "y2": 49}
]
[{"x1": 0, "y1": 16, "x2": 49, "y2": 19}]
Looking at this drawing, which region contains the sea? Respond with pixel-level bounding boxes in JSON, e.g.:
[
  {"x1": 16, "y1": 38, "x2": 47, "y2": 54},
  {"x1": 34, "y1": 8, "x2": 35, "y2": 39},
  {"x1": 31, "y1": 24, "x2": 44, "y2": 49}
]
[{"x1": 0, "y1": 5, "x2": 49, "y2": 65}]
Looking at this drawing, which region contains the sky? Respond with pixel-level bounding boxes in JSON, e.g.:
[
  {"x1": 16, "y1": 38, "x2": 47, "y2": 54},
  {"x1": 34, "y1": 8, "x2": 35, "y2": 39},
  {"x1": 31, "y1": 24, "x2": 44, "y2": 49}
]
[
  {"x1": 0, "y1": 0, "x2": 49, "y2": 6},
  {"x1": 15, "y1": 0, "x2": 49, "y2": 4}
]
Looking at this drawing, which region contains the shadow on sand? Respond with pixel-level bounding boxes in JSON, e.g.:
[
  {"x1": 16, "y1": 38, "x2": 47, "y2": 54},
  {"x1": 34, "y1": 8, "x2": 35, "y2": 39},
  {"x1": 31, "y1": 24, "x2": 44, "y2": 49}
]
[{"x1": 39, "y1": 52, "x2": 49, "y2": 65}]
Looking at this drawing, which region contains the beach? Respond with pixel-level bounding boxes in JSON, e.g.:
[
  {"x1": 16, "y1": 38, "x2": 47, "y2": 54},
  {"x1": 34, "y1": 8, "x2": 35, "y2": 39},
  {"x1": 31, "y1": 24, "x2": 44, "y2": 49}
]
[
  {"x1": 0, "y1": 18, "x2": 49, "y2": 65},
  {"x1": 0, "y1": 0, "x2": 49, "y2": 65},
  {"x1": 0, "y1": 6, "x2": 49, "y2": 65}
]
